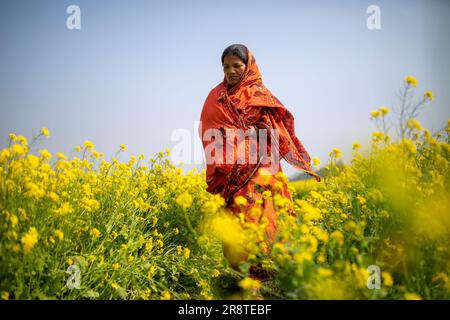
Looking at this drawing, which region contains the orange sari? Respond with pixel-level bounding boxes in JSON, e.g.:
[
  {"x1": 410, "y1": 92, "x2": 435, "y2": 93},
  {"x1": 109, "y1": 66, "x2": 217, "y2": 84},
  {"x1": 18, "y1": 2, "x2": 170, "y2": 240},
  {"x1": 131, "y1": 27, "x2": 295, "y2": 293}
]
[{"x1": 199, "y1": 48, "x2": 321, "y2": 243}]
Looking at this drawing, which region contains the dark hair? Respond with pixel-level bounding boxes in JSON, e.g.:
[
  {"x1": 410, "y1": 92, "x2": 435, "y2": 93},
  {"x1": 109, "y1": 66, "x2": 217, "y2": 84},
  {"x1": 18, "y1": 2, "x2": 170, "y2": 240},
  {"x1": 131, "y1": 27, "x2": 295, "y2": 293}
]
[{"x1": 221, "y1": 44, "x2": 249, "y2": 65}]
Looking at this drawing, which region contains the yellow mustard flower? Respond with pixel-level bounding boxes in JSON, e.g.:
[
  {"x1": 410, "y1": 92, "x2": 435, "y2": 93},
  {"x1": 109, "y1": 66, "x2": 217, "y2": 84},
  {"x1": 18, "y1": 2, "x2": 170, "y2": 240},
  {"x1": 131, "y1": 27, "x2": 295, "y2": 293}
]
[
  {"x1": 404, "y1": 293, "x2": 422, "y2": 300},
  {"x1": 183, "y1": 247, "x2": 190, "y2": 259},
  {"x1": 56, "y1": 152, "x2": 66, "y2": 160},
  {"x1": 41, "y1": 127, "x2": 50, "y2": 137},
  {"x1": 317, "y1": 268, "x2": 334, "y2": 277},
  {"x1": 330, "y1": 148, "x2": 342, "y2": 159},
  {"x1": 161, "y1": 291, "x2": 171, "y2": 300},
  {"x1": 83, "y1": 140, "x2": 94, "y2": 150},
  {"x1": 10, "y1": 214, "x2": 18, "y2": 227},
  {"x1": 234, "y1": 195, "x2": 247, "y2": 206},
  {"x1": 211, "y1": 269, "x2": 220, "y2": 278},
  {"x1": 17, "y1": 135, "x2": 28, "y2": 146},
  {"x1": 405, "y1": 75, "x2": 418, "y2": 87},
  {"x1": 1, "y1": 291, "x2": 10, "y2": 300},
  {"x1": 55, "y1": 229, "x2": 64, "y2": 241},
  {"x1": 424, "y1": 91, "x2": 434, "y2": 101},
  {"x1": 379, "y1": 106, "x2": 390, "y2": 115},
  {"x1": 407, "y1": 118, "x2": 423, "y2": 131},
  {"x1": 382, "y1": 272, "x2": 394, "y2": 287},
  {"x1": 352, "y1": 142, "x2": 362, "y2": 150},
  {"x1": 262, "y1": 190, "x2": 272, "y2": 199},
  {"x1": 11, "y1": 144, "x2": 27, "y2": 156},
  {"x1": 176, "y1": 192, "x2": 193, "y2": 209},
  {"x1": 311, "y1": 157, "x2": 321, "y2": 166},
  {"x1": 90, "y1": 228, "x2": 101, "y2": 238},
  {"x1": 39, "y1": 149, "x2": 52, "y2": 161},
  {"x1": 239, "y1": 277, "x2": 261, "y2": 291},
  {"x1": 21, "y1": 227, "x2": 39, "y2": 253},
  {"x1": 370, "y1": 110, "x2": 381, "y2": 118}
]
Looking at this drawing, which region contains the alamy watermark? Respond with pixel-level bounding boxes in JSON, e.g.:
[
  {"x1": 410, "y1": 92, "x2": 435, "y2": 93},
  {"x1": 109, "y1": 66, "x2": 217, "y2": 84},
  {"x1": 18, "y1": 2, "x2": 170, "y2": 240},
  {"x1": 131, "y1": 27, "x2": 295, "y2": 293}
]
[
  {"x1": 66, "y1": 5, "x2": 81, "y2": 30},
  {"x1": 66, "y1": 264, "x2": 81, "y2": 290},
  {"x1": 367, "y1": 5, "x2": 381, "y2": 30},
  {"x1": 367, "y1": 265, "x2": 381, "y2": 289},
  {"x1": 171, "y1": 121, "x2": 281, "y2": 173}
]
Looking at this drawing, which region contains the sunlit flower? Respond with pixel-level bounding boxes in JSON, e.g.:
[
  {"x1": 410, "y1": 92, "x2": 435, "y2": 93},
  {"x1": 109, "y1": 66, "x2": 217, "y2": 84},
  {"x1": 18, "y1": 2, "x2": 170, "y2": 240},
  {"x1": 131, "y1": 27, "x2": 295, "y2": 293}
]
[
  {"x1": 404, "y1": 293, "x2": 422, "y2": 300},
  {"x1": 1, "y1": 291, "x2": 10, "y2": 300},
  {"x1": 330, "y1": 148, "x2": 342, "y2": 159},
  {"x1": 54, "y1": 202, "x2": 73, "y2": 216},
  {"x1": 379, "y1": 106, "x2": 390, "y2": 115},
  {"x1": 424, "y1": 91, "x2": 434, "y2": 101},
  {"x1": 41, "y1": 127, "x2": 50, "y2": 137},
  {"x1": 11, "y1": 144, "x2": 27, "y2": 156},
  {"x1": 401, "y1": 138, "x2": 417, "y2": 154},
  {"x1": 183, "y1": 247, "x2": 190, "y2": 259},
  {"x1": 262, "y1": 190, "x2": 272, "y2": 199},
  {"x1": 234, "y1": 195, "x2": 248, "y2": 206},
  {"x1": 161, "y1": 291, "x2": 171, "y2": 300},
  {"x1": 90, "y1": 228, "x2": 101, "y2": 238},
  {"x1": 370, "y1": 110, "x2": 381, "y2": 118},
  {"x1": 10, "y1": 214, "x2": 19, "y2": 227},
  {"x1": 382, "y1": 272, "x2": 394, "y2": 287},
  {"x1": 21, "y1": 227, "x2": 39, "y2": 253},
  {"x1": 0, "y1": 149, "x2": 11, "y2": 162},
  {"x1": 176, "y1": 192, "x2": 193, "y2": 209},
  {"x1": 372, "y1": 131, "x2": 385, "y2": 142},
  {"x1": 83, "y1": 140, "x2": 94, "y2": 150},
  {"x1": 39, "y1": 149, "x2": 52, "y2": 161},
  {"x1": 330, "y1": 230, "x2": 344, "y2": 246},
  {"x1": 317, "y1": 268, "x2": 333, "y2": 277},
  {"x1": 311, "y1": 157, "x2": 321, "y2": 166},
  {"x1": 17, "y1": 136, "x2": 28, "y2": 146},
  {"x1": 239, "y1": 277, "x2": 261, "y2": 291},
  {"x1": 56, "y1": 152, "x2": 66, "y2": 160},
  {"x1": 55, "y1": 230, "x2": 64, "y2": 241},
  {"x1": 211, "y1": 269, "x2": 220, "y2": 278},
  {"x1": 405, "y1": 75, "x2": 418, "y2": 87},
  {"x1": 352, "y1": 142, "x2": 362, "y2": 150},
  {"x1": 407, "y1": 118, "x2": 423, "y2": 131}
]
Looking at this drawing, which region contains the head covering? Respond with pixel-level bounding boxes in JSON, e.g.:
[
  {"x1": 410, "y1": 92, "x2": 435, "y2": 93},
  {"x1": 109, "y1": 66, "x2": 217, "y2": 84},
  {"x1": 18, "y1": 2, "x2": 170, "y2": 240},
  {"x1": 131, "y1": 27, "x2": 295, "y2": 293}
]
[{"x1": 199, "y1": 47, "x2": 321, "y2": 202}]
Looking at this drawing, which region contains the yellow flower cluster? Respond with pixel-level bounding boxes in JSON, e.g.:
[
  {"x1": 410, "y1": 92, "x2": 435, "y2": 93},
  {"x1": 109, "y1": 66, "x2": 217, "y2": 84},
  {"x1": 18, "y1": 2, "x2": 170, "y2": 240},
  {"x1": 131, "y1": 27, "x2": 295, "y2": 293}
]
[
  {"x1": 0, "y1": 137, "x2": 227, "y2": 300},
  {"x1": 1, "y1": 75, "x2": 448, "y2": 299}
]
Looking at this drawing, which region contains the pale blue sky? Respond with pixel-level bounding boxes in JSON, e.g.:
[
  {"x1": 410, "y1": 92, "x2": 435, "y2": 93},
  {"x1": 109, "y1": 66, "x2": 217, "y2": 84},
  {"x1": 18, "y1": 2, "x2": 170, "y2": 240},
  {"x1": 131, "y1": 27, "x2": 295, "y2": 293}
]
[{"x1": 1, "y1": 0, "x2": 449, "y2": 178}]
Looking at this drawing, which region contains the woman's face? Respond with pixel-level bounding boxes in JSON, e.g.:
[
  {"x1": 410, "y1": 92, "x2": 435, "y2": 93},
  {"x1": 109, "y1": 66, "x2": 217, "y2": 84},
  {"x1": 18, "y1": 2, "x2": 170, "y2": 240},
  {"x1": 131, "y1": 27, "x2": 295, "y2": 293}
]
[{"x1": 223, "y1": 55, "x2": 246, "y2": 87}]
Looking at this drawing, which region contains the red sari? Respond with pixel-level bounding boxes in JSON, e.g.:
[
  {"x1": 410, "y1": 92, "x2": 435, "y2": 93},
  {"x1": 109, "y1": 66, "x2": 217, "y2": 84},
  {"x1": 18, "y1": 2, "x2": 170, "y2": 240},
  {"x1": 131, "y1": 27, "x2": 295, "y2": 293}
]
[{"x1": 199, "y1": 48, "x2": 321, "y2": 243}]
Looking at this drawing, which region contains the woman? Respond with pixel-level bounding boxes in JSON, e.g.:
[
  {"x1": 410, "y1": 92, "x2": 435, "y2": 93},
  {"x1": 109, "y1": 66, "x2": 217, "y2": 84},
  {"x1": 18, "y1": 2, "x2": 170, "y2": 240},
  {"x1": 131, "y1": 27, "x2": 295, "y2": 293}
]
[{"x1": 199, "y1": 44, "x2": 321, "y2": 279}]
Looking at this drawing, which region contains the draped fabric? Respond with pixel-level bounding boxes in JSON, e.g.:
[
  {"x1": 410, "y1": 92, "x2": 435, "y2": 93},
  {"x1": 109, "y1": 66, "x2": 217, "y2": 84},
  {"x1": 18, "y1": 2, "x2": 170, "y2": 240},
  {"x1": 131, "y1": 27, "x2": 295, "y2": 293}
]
[{"x1": 199, "y1": 48, "x2": 321, "y2": 244}]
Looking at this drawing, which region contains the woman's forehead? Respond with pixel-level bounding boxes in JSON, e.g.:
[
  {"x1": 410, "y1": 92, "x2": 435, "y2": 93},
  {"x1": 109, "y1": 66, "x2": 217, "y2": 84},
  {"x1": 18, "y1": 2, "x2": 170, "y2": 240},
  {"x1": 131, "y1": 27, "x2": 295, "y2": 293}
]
[{"x1": 223, "y1": 55, "x2": 245, "y2": 64}]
